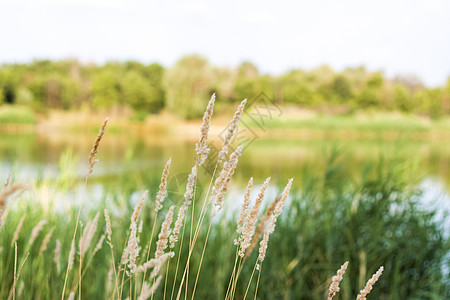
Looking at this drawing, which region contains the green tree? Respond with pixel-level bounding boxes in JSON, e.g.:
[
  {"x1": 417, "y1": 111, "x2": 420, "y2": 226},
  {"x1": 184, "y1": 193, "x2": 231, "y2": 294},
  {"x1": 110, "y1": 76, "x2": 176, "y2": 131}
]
[
  {"x1": 394, "y1": 84, "x2": 412, "y2": 112},
  {"x1": 121, "y1": 69, "x2": 164, "y2": 114},
  {"x1": 279, "y1": 70, "x2": 320, "y2": 106},
  {"x1": 331, "y1": 74, "x2": 353, "y2": 102},
  {"x1": 353, "y1": 73, "x2": 384, "y2": 109},
  {"x1": 26, "y1": 75, "x2": 46, "y2": 108},
  {"x1": 91, "y1": 70, "x2": 121, "y2": 108},
  {"x1": 442, "y1": 78, "x2": 450, "y2": 114},
  {"x1": 164, "y1": 55, "x2": 213, "y2": 119},
  {"x1": 210, "y1": 67, "x2": 236, "y2": 102},
  {"x1": 142, "y1": 63, "x2": 165, "y2": 111},
  {"x1": 234, "y1": 62, "x2": 275, "y2": 102},
  {"x1": 0, "y1": 68, "x2": 21, "y2": 104},
  {"x1": 355, "y1": 87, "x2": 380, "y2": 108},
  {"x1": 367, "y1": 73, "x2": 384, "y2": 89}
]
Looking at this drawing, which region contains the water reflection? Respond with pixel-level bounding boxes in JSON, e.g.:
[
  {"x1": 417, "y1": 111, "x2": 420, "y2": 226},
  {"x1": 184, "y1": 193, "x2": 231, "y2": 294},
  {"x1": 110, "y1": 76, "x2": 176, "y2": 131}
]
[
  {"x1": 2, "y1": 130, "x2": 449, "y2": 231},
  {"x1": 1, "y1": 131, "x2": 449, "y2": 189}
]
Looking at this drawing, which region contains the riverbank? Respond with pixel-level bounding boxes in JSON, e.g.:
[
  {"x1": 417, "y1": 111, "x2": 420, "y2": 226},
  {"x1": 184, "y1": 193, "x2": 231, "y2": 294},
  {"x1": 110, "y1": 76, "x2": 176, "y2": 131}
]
[{"x1": 1, "y1": 105, "x2": 450, "y2": 141}]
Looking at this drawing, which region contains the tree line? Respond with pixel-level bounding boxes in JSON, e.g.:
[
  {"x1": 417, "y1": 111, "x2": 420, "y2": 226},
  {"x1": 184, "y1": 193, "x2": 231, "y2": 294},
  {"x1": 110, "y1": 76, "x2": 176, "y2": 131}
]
[{"x1": 1, "y1": 55, "x2": 449, "y2": 119}]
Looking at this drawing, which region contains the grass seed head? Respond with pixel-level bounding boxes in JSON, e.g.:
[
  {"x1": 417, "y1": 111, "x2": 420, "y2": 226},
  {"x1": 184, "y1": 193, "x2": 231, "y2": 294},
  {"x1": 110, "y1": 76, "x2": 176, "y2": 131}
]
[
  {"x1": 239, "y1": 177, "x2": 270, "y2": 257},
  {"x1": 328, "y1": 261, "x2": 349, "y2": 300},
  {"x1": 28, "y1": 220, "x2": 47, "y2": 247},
  {"x1": 218, "y1": 99, "x2": 247, "y2": 162},
  {"x1": 236, "y1": 177, "x2": 254, "y2": 241},
  {"x1": 39, "y1": 227, "x2": 55, "y2": 253},
  {"x1": 357, "y1": 266, "x2": 384, "y2": 300},
  {"x1": 87, "y1": 117, "x2": 109, "y2": 175},
  {"x1": 196, "y1": 93, "x2": 215, "y2": 166},
  {"x1": 11, "y1": 215, "x2": 26, "y2": 247},
  {"x1": 104, "y1": 209, "x2": 112, "y2": 242},
  {"x1": 155, "y1": 158, "x2": 172, "y2": 213}
]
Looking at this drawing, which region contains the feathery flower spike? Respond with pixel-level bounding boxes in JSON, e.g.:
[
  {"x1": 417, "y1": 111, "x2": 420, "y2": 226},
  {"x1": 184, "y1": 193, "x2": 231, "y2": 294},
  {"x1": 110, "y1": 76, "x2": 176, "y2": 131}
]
[
  {"x1": 357, "y1": 266, "x2": 384, "y2": 300},
  {"x1": 328, "y1": 261, "x2": 349, "y2": 300},
  {"x1": 218, "y1": 99, "x2": 247, "y2": 162}
]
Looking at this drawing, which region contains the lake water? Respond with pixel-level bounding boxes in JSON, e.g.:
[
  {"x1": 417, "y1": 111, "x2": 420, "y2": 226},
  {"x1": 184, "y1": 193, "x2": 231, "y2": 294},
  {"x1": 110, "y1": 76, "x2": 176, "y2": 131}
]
[{"x1": 1, "y1": 129, "x2": 449, "y2": 230}]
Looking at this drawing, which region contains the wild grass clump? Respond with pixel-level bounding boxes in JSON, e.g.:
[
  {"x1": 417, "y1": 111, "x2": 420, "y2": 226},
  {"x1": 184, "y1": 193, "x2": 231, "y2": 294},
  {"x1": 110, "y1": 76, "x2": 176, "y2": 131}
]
[{"x1": 0, "y1": 94, "x2": 448, "y2": 299}]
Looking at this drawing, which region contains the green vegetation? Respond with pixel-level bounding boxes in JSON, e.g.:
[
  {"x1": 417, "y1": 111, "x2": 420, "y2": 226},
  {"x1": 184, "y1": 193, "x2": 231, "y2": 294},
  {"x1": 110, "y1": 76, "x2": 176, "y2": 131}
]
[
  {"x1": 243, "y1": 113, "x2": 445, "y2": 132},
  {"x1": 0, "y1": 106, "x2": 36, "y2": 125},
  {"x1": 0, "y1": 151, "x2": 448, "y2": 299},
  {"x1": 1, "y1": 57, "x2": 450, "y2": 119}
]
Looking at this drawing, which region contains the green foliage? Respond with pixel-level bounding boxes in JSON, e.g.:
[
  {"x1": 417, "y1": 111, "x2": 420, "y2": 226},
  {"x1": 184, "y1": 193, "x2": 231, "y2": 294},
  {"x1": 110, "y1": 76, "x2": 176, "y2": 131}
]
[
  {"x1": 394, "y1": 84, "x2": 412, "y2": 112},
  {"x1": 367, "y1": 73, "x2": 384, "y2": 89},
  {"x1": 121, "y1": 65, "x2": 165, "y2": 113},
  {"x1": 279, "y1": 70, "x2": 322, "y2": 106},
  {"x1": 164, "y1": 55, "x2": 213, "y2": 119},
  {"x1": 355, "y1": 86, "x2": 381, "y2": 108},
  {"x1": 0, "y1": 106, "x2": 36, "y2": 124},
  {"x1": 0, "y1": 154, "x2": 448, "y2": 299},
  {"x1": 256, "y1": 158, "x2": 449, "y2": 299},
  {"x1": 331, "y1": 74, "x2": 353, "y2": 101},
  {"x1": 91, "y1": 70, "x2": 121, "y2": 108},
  {"x1": 0, "y1": 59, "x2": 449, "y2": 119}
]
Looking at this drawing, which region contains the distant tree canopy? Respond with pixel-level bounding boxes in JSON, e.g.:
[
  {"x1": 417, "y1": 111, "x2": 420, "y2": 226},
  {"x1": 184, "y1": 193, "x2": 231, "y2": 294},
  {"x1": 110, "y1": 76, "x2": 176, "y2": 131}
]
[
  {"x1": 164, "y1": 55, "x2": 213, "y2": 119},
  {"x1": 0, "y1": 57, "x2": 449, "y2": 118}
]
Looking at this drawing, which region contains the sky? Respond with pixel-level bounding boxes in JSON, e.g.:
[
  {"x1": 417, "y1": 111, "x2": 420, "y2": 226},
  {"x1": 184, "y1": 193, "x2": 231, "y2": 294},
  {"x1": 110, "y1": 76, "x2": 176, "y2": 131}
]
[{"x1": 0, "y1": 0, "x2": 449, "y2": 87}]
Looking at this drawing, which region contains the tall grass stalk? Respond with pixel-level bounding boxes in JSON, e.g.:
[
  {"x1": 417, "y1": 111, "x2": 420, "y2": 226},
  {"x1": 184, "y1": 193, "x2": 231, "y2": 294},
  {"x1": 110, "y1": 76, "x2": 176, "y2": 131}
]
[
  {"x1": 8, "y1": 243, "x2": 29, "y2": 300},
  {"x1": 242, "y1": 259, "x2": 259, "y2": 300},
  {"x1": 61, "y1": 117, "x2": 109, "y2": 300},
  {"x1": 142, "y1": 158, "x2": 171, "y2": 292}
]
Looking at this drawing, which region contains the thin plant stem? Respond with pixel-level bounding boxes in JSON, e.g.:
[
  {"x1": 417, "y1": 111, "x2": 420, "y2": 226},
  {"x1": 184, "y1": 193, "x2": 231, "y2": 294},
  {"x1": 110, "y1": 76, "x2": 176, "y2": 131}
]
[
  {"x1": 224, "y1": 246, "x2": 240, "y2": 300},
  {"x1": 78, "y1": 253, "x2": 82, "y2": 300},
  {"x1": 191, "y1": 213, "x2": 214, "y2": 300},
  {"x1": 8, "y1": 249, "x2": 30, "y2": 300},
  {"x1": 164, "y1": 258, "x2": 171, "y2": 300},
  {"x1": 141, "y1": 214, "x2": 159, "y2": 292},
  {"x1": 134, "y1": 270, "x2": 138, "y2": 300},
  {"x1": 150, "y1": 268, "x2": 156, "y2": 300},
  {"x1": 13, "y1": 242, "x2": 17, "y2": 300},
  {"x1": 118, "y1": 229, "x2": 132, "y2": 300},
  {"x1": 253, "y1": 262, "x2": 262, "y2": 300},
  {"x1": 170, "y1": 210, "x2": 188, "y2": 300},
  {"x1": 243, "y1": 259, "x2": 259, "y2": 300},
  {"x1": 192, "y1": 165, "x2": 218, "y2": 243},
  {"x1": 185, "y1": 181, "x2": 198, "y2": 300},
  {"x1": 185, "y1": 263, "x2": 188, "y2": 300},
  {"x1": 109, "y1": 245, "x2": 120, "y2": 299},
  {"x1": 177, "y1": 209, "x2": 189, "y2": 300},
  {"x1": 175, "y1": 164, "x2": 219, "y2": 300},
  {"x1": 62, "y1": 118, "x2": 108, "y2": 300},
  {"x1": 61, "y1": 174, "x2": 89, "y2": 299},
  {"x1": 230, "y1": 258, "x2": 243, "y2": 300}
]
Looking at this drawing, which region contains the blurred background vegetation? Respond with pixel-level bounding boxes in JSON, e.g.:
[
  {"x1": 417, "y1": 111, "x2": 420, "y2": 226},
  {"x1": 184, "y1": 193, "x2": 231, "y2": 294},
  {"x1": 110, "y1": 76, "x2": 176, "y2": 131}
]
[{"x1": 1, "y1": 55, "x2": 450, "y2": 121}]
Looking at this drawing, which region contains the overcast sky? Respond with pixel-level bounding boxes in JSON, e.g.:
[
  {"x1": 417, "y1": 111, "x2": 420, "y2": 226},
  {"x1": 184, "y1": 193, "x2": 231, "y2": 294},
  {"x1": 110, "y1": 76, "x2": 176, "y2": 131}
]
[{"x1": 0, "y1": 0, "x2": 449, "y2": 86}]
